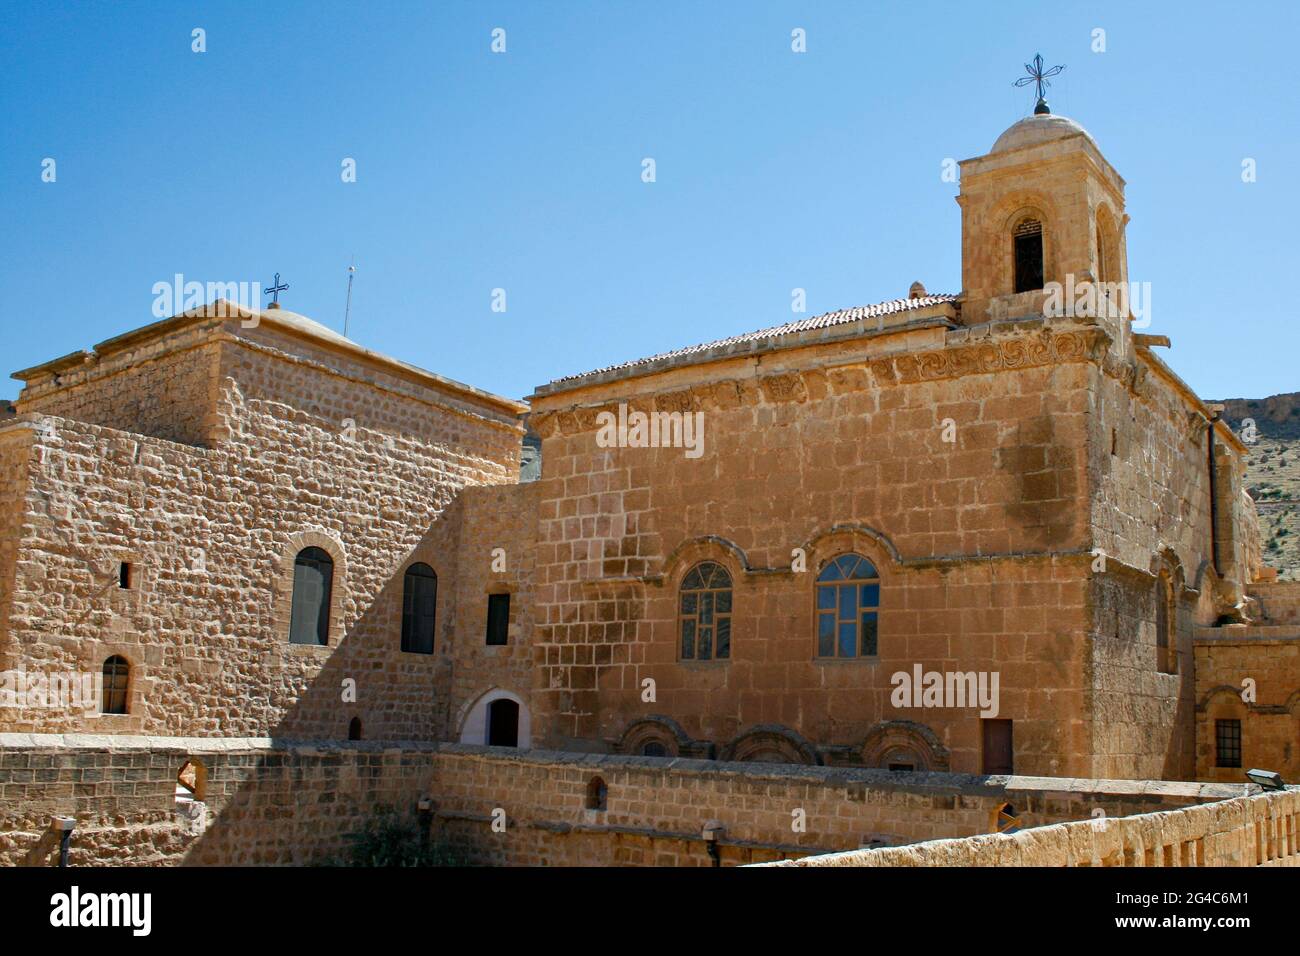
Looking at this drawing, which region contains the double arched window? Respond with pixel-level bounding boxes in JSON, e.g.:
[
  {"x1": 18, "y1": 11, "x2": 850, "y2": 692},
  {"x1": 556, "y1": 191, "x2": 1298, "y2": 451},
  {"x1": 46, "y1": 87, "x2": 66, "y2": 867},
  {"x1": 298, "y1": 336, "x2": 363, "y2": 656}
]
[
  {"x1": 401, "y1": 562, "x2": 438, "y2": 654},
  {"x1": 679, "y1": 562, "x2": 732, "y2": 661},
  {"x1": 289, "y1": 547, "x2": 334, "y2": 645},
  {"x1": 816, "y1": 554, "x2": 880, "y2": 658}
]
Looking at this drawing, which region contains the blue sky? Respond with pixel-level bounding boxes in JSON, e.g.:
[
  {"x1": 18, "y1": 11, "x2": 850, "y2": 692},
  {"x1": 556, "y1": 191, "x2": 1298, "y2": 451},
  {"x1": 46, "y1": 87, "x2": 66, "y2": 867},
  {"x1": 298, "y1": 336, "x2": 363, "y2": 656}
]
[{"x1": 3, "y1": 1, "x2": 1297, "y2": 402}]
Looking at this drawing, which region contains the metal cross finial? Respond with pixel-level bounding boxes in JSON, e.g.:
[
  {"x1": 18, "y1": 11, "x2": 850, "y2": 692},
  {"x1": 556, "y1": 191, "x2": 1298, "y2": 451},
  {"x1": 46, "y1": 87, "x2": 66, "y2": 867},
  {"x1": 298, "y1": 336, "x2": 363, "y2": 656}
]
[
  {"x1": 264, "y1": 272, "x2": 289, "y2": 306},
  {"x1": 1014, "y1": 53, "x2": 1065, "y2": 114}
]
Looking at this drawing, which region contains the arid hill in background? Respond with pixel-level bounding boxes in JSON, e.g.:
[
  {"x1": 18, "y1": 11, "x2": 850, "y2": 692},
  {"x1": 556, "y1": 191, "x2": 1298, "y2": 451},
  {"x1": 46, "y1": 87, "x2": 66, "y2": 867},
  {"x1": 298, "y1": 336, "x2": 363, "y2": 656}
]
[{"x1": 1219, "y1": 392, "x2": 1300, "y2": 581}]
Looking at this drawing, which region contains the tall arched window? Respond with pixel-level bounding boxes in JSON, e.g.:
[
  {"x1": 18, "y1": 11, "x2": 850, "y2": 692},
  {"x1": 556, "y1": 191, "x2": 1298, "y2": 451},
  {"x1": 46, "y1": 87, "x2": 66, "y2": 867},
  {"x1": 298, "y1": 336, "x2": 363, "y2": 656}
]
[
  {"x1": 1013, "y1": 217, "x2": 1044, "y2": 292},
  {"x1": 1156, "y1": 572, "x2": 1176, "y2": 674},
  {"x1": 401, "y1": 562, "x2": 437, "y2": 654},
  {"x1": 289, "y1": 547, "x2": 334, "y2": 645},
  {"x1": 101, "y1": 655, "x2": 130, "y2": 714},
  {"x1": 816, "y1": 554, "x2": 880, "y2": 658},
  {"x1": 679, "y1": 561, "x2": 732, "y2": 661},
  {"x1": 1095, "y1": 206, "x2": 1120, "y2": 285}
]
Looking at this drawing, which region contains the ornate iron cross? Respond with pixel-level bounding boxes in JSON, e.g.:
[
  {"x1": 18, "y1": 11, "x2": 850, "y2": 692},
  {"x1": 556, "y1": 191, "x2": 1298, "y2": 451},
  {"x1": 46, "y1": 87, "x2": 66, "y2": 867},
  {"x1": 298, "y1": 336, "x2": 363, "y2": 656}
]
[
  {"x1": 264, "y1": 272, "x2": 289, "y2": 306},
  {"x1": 1014, "y1": 53, "x2": 1064, "y2": 114}
]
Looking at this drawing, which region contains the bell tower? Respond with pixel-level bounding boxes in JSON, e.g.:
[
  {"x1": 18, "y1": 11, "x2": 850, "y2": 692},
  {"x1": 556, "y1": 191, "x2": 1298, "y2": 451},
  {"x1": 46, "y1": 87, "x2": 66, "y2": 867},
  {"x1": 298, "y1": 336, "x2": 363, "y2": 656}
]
[{"x1": 956, "y1": 68, "x2": 1130, "y2": 353}]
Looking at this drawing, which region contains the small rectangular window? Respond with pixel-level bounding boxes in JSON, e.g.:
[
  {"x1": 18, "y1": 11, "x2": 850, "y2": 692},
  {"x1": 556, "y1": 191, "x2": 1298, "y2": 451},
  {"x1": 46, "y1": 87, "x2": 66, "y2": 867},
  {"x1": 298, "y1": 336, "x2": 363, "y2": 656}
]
[
  {"x1": 1215, "y1": 719, "x2": 1242, "y2": 768},
  {"x1": 486, "y1": 593, "x2": 510, "y2": 646},
  {"x1": 118, "y1": 562, "x2": 132, "y2": 589}
]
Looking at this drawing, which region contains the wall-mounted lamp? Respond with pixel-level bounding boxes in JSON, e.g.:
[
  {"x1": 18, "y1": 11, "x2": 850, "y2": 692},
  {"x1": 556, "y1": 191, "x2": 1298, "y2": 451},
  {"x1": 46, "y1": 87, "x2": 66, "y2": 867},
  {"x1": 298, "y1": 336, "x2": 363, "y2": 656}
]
[
  {"x1": 52, "y1": 816, "x2": 75, "y2": 867},
  {"x1": 1245, "y1": 768, "x2": 1287, "y2": 791}
]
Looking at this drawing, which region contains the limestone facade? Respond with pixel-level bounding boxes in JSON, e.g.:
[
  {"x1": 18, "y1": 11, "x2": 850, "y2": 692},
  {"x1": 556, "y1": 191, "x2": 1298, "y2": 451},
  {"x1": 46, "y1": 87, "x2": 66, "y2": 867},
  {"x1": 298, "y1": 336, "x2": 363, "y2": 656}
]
[{"x1": 1, "y1": 108, "x2": 1296, "y2": 791}]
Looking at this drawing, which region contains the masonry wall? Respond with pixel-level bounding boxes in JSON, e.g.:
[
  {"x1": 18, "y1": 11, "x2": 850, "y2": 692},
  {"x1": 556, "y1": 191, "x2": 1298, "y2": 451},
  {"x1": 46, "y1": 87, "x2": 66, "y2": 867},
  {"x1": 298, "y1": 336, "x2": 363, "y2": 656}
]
[
  {"x1": 0, "y1": 736, "x2": 1245, "y2": 868},
  {"x1": 446, "y1": 483, "x2": 538, "y2": 742},
  {"x1": 1086, "y1": 356, "x2": 1258, "y2": 780},
  {"x1": 1194, "y1": 634, "x2": 1300, "y2": 783},
  {"x1": 0, "y1": 427, "x2": 34, "y2": 654},
  {"x1": 767, "y1": 787, "x2": 1300, "y2": 867},
  {"x1": 0, "y1": 325, "x2": 523, "y2": 741},
  {"x1": 16, "y1": 329, "x2": 224, "y2": 448},
  {"x1": 529, "y1": 323, "x2": 1109, "y2": 775}
]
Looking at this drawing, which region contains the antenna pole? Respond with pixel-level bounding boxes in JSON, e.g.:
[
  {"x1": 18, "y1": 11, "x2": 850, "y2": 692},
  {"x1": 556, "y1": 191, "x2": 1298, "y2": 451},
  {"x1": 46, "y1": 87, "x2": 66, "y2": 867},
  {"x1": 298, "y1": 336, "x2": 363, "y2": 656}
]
[{"x1": 344, "y1": 258, "x2": 356, "y2": 337}]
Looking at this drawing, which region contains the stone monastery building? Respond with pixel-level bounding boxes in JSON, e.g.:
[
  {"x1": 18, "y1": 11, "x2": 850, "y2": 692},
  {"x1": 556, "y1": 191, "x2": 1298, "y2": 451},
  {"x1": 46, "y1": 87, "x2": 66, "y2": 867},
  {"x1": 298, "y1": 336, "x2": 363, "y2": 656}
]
[{"x1": 4, "y1": 106, "x2": 1299, "y2": 796}]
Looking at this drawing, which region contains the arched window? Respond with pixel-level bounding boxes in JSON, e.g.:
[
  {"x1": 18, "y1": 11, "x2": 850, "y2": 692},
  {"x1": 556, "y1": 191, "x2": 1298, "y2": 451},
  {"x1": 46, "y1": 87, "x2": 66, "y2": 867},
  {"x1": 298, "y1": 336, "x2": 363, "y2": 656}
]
[
  {"x1": 1095, "y1": 206, "x2": 1120, "y2": 286},
  {"x1": 289, "y1": 547, "x2": 334, "y2": 645},
  {"x1": 1013, "y1": 217, "x2": 1044, "y2": 292},
  {"x1": 679, "y1": 562, "x2": 732, "y2": 661},
  {"x1": 487, "y1": 697, "x2": 520, "y2": 747},
  {"x1": 642, "y1": 741, "x2": 667, "y2": 757},
  {"x1": 816, "y1": 554, "x2": 880, "y2": 658},
  {"x1": 101, "y1": 655, "x2": 129, "y2": 714},
  {"x1": 401, "y1": 562, "x2": 437, "y2": 654},
  {"x1": 348, "y1": 716, "x2": 363, "y2": 740},
  {"x1": 585, "y1": 776, "x2": 608, "y2": 811},
  {"x1": 1156, "y1": 572, "x2": 1176, "y2": 674},
  {"x1": 176, "y1": 758, "x2": 207, "y2": 803}
]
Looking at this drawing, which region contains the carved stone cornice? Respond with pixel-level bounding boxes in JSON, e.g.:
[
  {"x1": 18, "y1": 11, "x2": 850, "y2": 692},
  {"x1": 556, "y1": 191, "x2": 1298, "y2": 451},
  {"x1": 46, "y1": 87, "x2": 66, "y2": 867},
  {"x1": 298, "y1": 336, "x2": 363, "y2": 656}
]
[{"x1": 869, "y1": 327, "x2": 1109, "y2": 387}]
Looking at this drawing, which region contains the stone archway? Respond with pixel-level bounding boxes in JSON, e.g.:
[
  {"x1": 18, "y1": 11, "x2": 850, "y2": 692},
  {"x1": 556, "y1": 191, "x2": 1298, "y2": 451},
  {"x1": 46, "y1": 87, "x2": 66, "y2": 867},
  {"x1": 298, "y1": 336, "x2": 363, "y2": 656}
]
[
  {"x1": 720, "y1": 725, "x2": 820, "y2": 766},
  {"x1": 860, "y1": 720, "x2": 950, "y2": 771},
  {"x1": 459, "y1": 688, "x2": 531, "y2": 749},
  {"x1": 618, "y1": 716, "x2": 692, "y2": 757}
]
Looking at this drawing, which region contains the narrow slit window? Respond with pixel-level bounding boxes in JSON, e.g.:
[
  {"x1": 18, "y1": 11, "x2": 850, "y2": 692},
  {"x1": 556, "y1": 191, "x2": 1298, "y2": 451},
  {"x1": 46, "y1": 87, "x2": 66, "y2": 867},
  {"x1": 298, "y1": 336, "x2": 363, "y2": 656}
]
[{"x1": 486, "y1": 593, "x2": 510, "y2": 646}]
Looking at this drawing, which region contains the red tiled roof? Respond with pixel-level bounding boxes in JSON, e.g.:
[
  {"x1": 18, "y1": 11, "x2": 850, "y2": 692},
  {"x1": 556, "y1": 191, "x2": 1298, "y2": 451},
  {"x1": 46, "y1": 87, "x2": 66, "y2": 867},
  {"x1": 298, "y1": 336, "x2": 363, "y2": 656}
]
[{"x1": 548, "y1": 294, "x2": 958, "y2": 386}]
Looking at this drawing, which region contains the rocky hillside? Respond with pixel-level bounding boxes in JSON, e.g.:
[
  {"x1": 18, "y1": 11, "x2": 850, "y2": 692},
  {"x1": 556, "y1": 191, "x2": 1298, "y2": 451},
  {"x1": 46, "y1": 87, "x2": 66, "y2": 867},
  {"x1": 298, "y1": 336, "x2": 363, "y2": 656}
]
[{"x1": 1220, "y1": 392, "x2": 1300, "y2": 581}]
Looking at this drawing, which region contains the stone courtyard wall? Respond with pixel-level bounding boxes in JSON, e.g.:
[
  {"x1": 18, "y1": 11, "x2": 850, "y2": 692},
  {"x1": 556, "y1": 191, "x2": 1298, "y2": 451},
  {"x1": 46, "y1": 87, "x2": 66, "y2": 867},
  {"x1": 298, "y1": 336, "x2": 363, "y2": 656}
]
[{"x1": 0, "y1": 735, "x2": 1245, "y2": 868}]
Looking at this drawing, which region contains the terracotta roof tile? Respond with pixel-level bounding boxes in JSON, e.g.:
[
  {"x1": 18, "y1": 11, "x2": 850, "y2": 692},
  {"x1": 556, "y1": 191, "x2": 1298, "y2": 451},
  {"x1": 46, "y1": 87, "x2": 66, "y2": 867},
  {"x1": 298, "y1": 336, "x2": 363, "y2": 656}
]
[{"x1": 548, "y1": 294, "x2": 958, "y2": 386}]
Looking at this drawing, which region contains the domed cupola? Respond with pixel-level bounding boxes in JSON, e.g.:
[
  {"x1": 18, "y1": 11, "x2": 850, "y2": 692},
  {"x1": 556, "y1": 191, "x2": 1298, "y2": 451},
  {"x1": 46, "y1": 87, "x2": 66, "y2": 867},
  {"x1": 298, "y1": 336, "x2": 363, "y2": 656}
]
[
  {"x1": 990, "y1": 112, "x2": 1101, "y2": 155},
  {"x1": 954, "y1": 56, "x2": 1129, "y2": 353}
]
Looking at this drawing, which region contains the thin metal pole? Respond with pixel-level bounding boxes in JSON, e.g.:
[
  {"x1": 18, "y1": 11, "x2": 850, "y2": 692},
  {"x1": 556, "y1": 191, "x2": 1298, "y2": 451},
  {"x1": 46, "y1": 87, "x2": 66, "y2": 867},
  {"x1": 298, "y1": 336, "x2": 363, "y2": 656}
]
[{"x1": 344, "y1": 259, "x2": 356, "y2": 338}]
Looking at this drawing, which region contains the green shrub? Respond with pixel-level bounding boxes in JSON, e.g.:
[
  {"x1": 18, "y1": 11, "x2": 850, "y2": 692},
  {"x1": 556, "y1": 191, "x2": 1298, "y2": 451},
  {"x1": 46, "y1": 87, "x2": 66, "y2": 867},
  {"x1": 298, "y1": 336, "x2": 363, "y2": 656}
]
[{"x1": 335, "y1": 808, "x2": 467, "y2": 867}]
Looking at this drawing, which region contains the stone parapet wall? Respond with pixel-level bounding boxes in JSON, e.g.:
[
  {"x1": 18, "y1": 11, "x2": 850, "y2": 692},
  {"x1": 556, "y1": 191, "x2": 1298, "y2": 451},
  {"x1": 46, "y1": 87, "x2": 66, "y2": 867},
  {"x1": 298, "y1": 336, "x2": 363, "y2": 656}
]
[
  {"x1": 1251, "y1": 580, "x2": 1300, "y2": 625},
  {"x1": 761, "y1": 787, "x2": 1300, "y2": 867}
]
